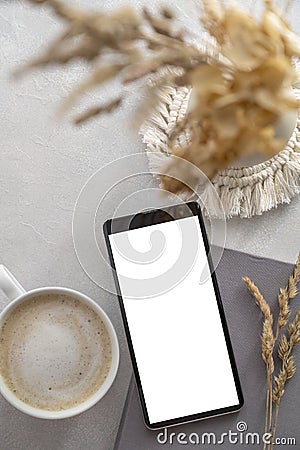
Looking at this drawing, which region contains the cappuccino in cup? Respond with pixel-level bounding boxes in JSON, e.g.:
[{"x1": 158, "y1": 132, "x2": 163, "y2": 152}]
[
  {"x1": 0, "y1": 293, "x2": 112, "y2": 411},
  {"x1": 0, "y1": 265, "x2": 119, "y2": 419}
]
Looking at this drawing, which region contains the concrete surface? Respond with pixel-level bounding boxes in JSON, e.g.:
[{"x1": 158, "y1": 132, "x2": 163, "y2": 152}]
[{"x1": 0, "y1": 1, "x2": 300, "y2": 449}]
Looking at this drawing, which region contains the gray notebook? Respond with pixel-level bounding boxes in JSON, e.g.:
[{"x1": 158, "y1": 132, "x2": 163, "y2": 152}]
[{"x1": 114, "y1": 249, "x2": 300, "y2": 450}]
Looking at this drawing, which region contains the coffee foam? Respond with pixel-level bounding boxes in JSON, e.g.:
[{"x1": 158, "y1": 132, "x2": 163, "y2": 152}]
[{"x1": 0, "y1": 293, "x2": 112, "y2": 411}]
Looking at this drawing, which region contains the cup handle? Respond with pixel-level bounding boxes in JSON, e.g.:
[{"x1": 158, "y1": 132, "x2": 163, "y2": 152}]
[{"x1": 0, "y1": 265, "x2": 26, "y2": 301}]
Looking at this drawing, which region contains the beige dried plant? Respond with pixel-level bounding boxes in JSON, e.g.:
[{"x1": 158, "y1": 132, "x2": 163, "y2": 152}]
[
  {"x1": 243, "y1": 277, "x2": 275, "y2": 447},
  {"x1": 18, "y1": 0, "x2": 300, "y2": 195},
  {"x1": 243, "y1": 253, "x2": 300, "y2": 450},
  {"x1": 275, "y1": 253, "x2": 300, "y2": 337}
]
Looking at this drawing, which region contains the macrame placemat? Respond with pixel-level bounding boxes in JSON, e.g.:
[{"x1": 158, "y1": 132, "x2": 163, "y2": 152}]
[{"x1": 140, "y1": 63, "x2": 300, "y2": 219}]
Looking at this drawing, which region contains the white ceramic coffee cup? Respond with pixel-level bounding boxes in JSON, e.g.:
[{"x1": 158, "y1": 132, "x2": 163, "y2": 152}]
[{"x1": 0, "y1": 264, "x2": 119, "y2": 419}]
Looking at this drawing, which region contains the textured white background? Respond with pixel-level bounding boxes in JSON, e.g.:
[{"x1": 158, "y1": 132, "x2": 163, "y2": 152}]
[{"x1": 0, "y1": 1, "x2": 300, "y2": 449}]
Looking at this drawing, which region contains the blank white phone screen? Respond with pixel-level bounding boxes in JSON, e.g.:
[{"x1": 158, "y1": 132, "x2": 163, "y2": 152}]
[{"x1": 109, "y1": 215, "x2": 239, "y2": 425}]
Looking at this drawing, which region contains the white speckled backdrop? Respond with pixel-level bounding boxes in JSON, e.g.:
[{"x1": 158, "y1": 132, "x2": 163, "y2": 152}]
[{"x1": 0, "y1": 1, "x2": 300, "y2": 449}]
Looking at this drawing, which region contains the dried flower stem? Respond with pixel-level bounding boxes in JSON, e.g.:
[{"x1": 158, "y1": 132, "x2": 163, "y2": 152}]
[
  {"x1": 243, "y1": 253, "x2": 300, "y2": 450},
  {"x1": 273, "y1": 310, "x2": 300, "y2": 403},
  {"x1": 17, "y1": 0, "x2": 300, "y2": 192},
  {"x1": 274, "y1": 253, "x2": 300, "y2": 340},
  {"x1": 73, "y1": 97, "x2": 122, "y2": 125},
  {"x1": 271, "y1": 403, "x2": 280, "y2": 450},
  {"x1": 243, "y1": 277, "x2": 274, "y2": 448},
  {"x1": 264, "y1": 389, "x2": 270, "y2": 449},
  {"x1": 271, "y1": 308, "x2": 299, "y2": 450}
]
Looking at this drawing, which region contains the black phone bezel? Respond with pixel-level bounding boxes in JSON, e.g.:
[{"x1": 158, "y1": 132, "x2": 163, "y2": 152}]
[{"x1": 103, "y1": 201, "x2": 244, "y2": 429}]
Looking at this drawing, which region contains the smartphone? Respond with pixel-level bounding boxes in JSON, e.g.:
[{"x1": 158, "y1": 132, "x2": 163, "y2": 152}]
[{"x1": 103, "y1": 202, "x2": 243, "y2": 429}]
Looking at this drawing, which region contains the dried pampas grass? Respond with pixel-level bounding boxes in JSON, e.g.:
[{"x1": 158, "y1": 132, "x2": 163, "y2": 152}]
[
  {"x1": 243, "y1": 252, "x2": 300, "y2": 450},
  {"x1": 17, "y1": 0, "x2": 300, "y2": 196}
]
